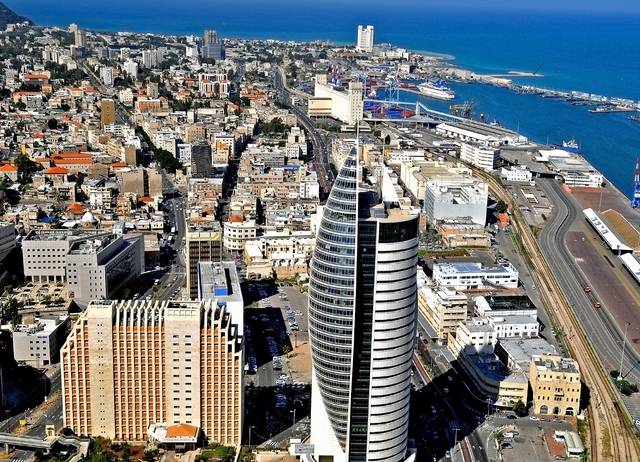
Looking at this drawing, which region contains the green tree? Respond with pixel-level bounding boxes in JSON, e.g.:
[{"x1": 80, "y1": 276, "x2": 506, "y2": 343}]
[
  {"x1": 15, "y1": 154, "x2": 42, "y2": 184},
  {"x1": 47, "y1": 118, "x2": 58, "y2": 130},
  {"x1": 496, "y1": 200, "x2": 508, "y2": 214},
  {"x1": 512, "y1": 399, "x2": 527, "y2": 416}
]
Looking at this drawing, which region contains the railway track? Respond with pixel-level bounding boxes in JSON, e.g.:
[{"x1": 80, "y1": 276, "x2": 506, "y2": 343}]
[{"x1": 481, "y1": 173, "x2": 640, "y2": 461}]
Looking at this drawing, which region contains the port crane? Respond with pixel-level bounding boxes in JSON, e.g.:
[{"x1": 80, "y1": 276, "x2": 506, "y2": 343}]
[{"x1": 449, "y1": 100, "x2": 475, "y2": 119}]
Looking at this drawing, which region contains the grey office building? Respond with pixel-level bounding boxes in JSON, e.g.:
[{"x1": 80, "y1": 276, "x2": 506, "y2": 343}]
[{"x1": 202, "y1": 29, "x2": 225, "y2": 61}]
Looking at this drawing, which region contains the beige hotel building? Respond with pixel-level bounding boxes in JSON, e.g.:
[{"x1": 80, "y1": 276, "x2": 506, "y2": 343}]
[{"x1": 61, "y1": 299, "x2": 242, "y2": 445}]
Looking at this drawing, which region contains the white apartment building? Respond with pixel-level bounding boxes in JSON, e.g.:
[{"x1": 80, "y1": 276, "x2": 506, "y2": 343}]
[
  {"x1": 501, "y1": 165, "x2": 533, "y2": 182},
  {"x1": 456, "y1": 317, "x2": 497, "y2": 355},
  {"x1": 460, "y1": 142, "x2": 499, "y2": 172},
  {"x1": 118, "y1": 88, "x2": 134, "y2": 106},
  {"x1": 489, "y1": 315, "x2": 539, "y2": 339},
  {"x1": 100, "y1": 66, "x2": 114, "y2": 86},
  {"x1": 432, "y1": 262, "x2": 519, "y2": 290},
  {"x1": 155, "y1": 131, "x2": 178, "y2": 157},
  {"x1": 418, "y1": 283, "x2": 468, "y2": 339},
  {"x1": 356, "y1": 25, "x2": 374, "y2": 52},
  {"x1": 88, "y1": 186, "x2": 114, "y2": 208},
  {"x1": 12, "y1": 315, "x2": 72, "y2": 367},
  {"x1": 299, "y1": 171, "x2": 320, "y2": 200},
  {"x1": 177, "y1": 143, "x2": 192, "y2": 165},
  {"x1": 286, "y1": 126, "x2": 307, "y2": 159},
  {"x1": 123, "y1": 59, "x2": 138, "y2": 80},
  {"x1": 424, "y1": 177, "x2": 488, "y2": 226},
  {"x1": 223, "y1": 218, "x2": 257, "y2": 252}
]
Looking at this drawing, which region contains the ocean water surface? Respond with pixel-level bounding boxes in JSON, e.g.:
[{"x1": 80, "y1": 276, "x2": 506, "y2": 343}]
[{"x1": 6, "y1": 0, "x2": 640, "y2": 195}]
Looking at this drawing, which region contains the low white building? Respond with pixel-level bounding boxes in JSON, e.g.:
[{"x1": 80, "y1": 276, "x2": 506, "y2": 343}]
[
  {"x1": 432, "y1": 262, "x2": 519, "y2": 290},
  {"x1": 223, "y1": 218, "x2": 257, "y2": 252},
  {"x1": 12, "y1": 315, "x2": 72, "y2": 367},
  {"x1": 460, "y1": 142, "x2": 499, "y2": 172},
  {"x1": 455, "y1": 317, "x2": 497, "y2": 355},
  {"x1": 424, "y1": 177, "x2": 488, "y2": 226},
  {"x1": 500, "y1": 166, "x2": 533, "y2": 183},
  {"x1": 488, "y1": 315, "x2": 539, "y2": 339}
]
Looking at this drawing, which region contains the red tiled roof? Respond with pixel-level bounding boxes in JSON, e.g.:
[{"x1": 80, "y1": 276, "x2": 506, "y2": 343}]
[
  {"x1": 0, "y1": 164, "x2": 17, "y2": 172},
  {"x1": 53, "y1": 152, "x2": 92, "y2": 159},
  {"x1": 45, "y1": 166, "x2": 69, "y2": 175},
  {"x1": 165, "y1": 424, "x2": 198, "y2": 439},
  {"x1": 66, "y1": 202, "x2": 85, "y2": 214},
  {"x1": 54, "y1": 158, "x2": 94, "y2": 165}
]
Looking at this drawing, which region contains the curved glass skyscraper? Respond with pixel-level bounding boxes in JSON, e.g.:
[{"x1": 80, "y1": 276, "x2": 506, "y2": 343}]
[{"x1": 308, "y1": 150, "x2": 419, "y2": 462}]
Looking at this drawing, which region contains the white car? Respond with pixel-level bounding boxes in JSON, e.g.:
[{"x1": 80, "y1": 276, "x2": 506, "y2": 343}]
[{"x1": 529, "y1": 416, "x2": 540, "y2": 421}]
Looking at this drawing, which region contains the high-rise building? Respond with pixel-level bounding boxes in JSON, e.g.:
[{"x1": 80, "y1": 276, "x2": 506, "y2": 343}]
[
  {"x1": 100, "y1": 98, "x2": 117, "y2": 128},
  {"x1": 356, "y1": 25, "x2": 374, "y2": 53},
  {"x1": 312, "y1": 76, "x2": 363, "y2": 126},
  {"x1": 61, "y1": 299, "x2": 243, "y2": 445},
  {"x1": 123, "y1": 59, "x2": 138, "y2": 80},
  {"x1": 100, "y1": 66, "x2": 114, "y2": 86},
  {"x1": 74, "y1": 29, "x2": 87, "y2": 48},
  {"x1": 186, "y1": 222, "x2": 222, "y2": 299},
  {"x1": 307, "y1": 150, "x2": 419, "y2": 462},
  {"x1": 190, "y1": 142, "x2": 213, "y2": 178},
  {"x1": 0, "y1": 222, "x2": 16, "y2": 263},
  {"x1": 202, "y1": 29, "x2": 225, "y2": 61}
]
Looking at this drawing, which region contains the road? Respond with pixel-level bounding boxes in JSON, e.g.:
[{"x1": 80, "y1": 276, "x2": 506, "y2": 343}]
[
  {"x1": 413, "y1": 352, "x2": 485, "y2": 462},
  {"x1": 77, "y1": 60, "x2": 130, "y2": 124},
  {"x1": 538, "y1": 179, "x2": 640, "y2": 384},
  {"x1": 141, "y1": 191, "x2": 186, "y2": 301},
  {"x1": 480, "y1": 171, "x2": 640, "y2": 461},
  {"x1": 272, "y1": 67, "x2": 333, "y2": 197}
]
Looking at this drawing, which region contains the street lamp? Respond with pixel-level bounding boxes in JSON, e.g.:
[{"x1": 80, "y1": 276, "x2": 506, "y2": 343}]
[
  {"x1": 248, "y1": 425, "x2": 255, "y2": 448},
  {"x1": 619, "y1": 322, "x2": 631, "y2": 380}
]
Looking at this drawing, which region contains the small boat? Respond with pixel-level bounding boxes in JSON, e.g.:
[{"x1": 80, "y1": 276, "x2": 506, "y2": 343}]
[
  {"x1": 560, "y1": 139, "x2": 581, "y2": 153},
  {"x1": 629, "y1": 114, "x2": 640, "y2": 122}
]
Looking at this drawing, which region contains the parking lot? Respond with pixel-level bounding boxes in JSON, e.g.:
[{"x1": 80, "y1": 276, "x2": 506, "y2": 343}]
[
  {"x1": 242, "y1": 282, "x2": 312, "y2": 444},
  {"x1": 478, "y1": 414, "x2": 576, "y2": 462}
]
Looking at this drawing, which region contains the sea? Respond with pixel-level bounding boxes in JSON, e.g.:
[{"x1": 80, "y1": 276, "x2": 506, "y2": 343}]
[{"x1": 6, "y1": 0, "x2": 640, "y2": 196}]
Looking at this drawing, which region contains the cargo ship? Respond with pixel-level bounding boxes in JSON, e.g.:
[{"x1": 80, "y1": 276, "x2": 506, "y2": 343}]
[{"x1": 417, "y1": 81, "x2": 455, "y2": 100}]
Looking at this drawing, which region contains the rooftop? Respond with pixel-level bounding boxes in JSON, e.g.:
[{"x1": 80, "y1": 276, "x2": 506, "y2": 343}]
[
  {"x1": 435, "y1": 261, "x2": 516, "y2": 275},
  {"x1": 532, "y1": 354, "x2": 579, "y2": 374},
  {"x1": 24, "y1": 229, "x2": 107, "y2": 242}
]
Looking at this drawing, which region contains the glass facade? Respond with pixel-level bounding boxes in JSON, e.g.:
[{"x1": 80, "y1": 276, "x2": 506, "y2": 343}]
[{"x1": 309, "y1": 152, "x2": 359, "y2": 446}]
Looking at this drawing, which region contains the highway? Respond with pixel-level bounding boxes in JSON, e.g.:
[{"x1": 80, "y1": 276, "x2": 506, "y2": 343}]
[
  {"x1": 480, "y1": 171, "x2": 640, "y2": 461},
  {"x1": 538, "y1": 179, "x2": 640, "y2": 384},
  {"x1": 272, "y1": 67, "x2": 333, "y2": 197}
]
